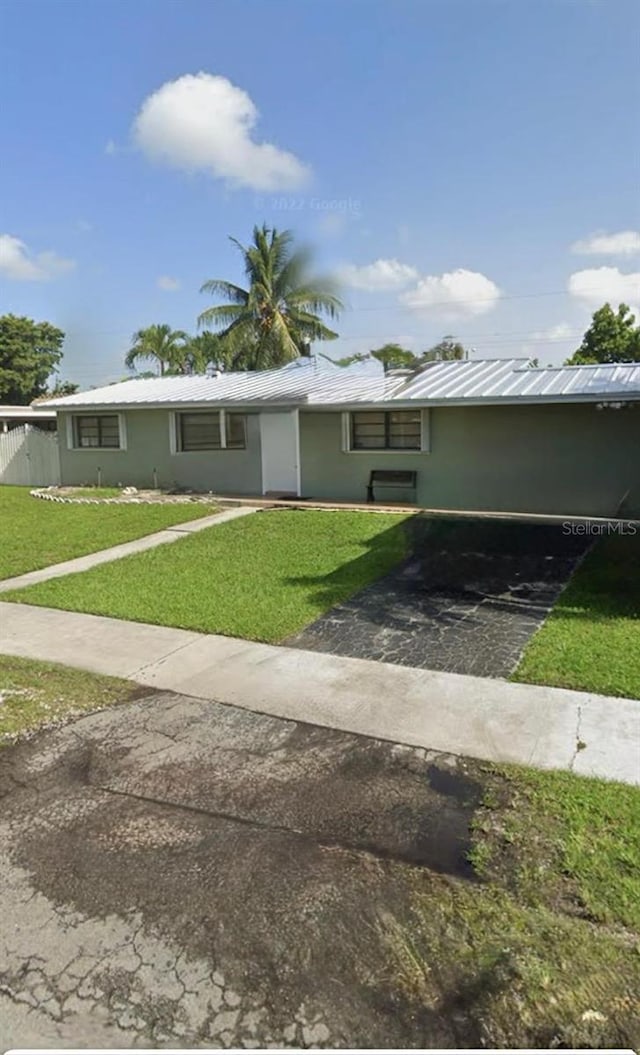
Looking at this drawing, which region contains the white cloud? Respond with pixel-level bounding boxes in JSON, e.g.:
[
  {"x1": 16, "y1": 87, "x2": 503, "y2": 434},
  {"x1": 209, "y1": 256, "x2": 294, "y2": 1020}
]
[
  {"x1": 0, "y1": 234, "x2": 76, "y2": 282},
  {"x1": 571, "y1": 230, "x2": 640, "y2": 257},
  {"x1": 393, "y1": 334, "x2": 419, "y2": 347},
  {"x1": 157, "y1": 275, "x2": 181, "y2": 291},
  {"x1": 531, "y1": 322, "x2": 574, "y2": 341},
  {"x1": 401, "y1": 268, "x2": 501, "y2": 317},
  {"x1": 104, "y1": 139, "x2": 118, "y2": 156},
  {"x1": 568, "y1": 266, "x2": 640, "y2": 319},
  {"x1": 338, "y1": 258, "x2": 418, "y2": 291},
  {"x1": 132, "y1": 72, "x2": 310, "y2": 192}
]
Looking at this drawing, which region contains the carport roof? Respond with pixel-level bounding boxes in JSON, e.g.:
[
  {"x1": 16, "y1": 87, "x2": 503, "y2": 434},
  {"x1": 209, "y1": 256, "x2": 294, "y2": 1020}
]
[{"x1": 41, "y1": 357, "x2": 640, "y2": 410}]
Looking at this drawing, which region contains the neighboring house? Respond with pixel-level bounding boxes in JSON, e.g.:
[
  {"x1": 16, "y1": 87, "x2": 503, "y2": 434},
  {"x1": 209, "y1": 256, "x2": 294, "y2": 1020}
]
[
  {"x1": 41, "y1": 358, "x2": 640, "y2": 517},
  {"x1": 0, "y1": 405, "x2": 57, "y2": 433}
]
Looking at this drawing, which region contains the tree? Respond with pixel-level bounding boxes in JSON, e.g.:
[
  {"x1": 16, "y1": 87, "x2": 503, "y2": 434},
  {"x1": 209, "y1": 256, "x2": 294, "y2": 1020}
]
[
  {"x1": 0, "y1": 314, "x2": 65, "y2": 404},
  {"x1": 332, "y1": 336, "x2": 469, "y2": 373},
  {"x1": 331, "y1": 353, "x2": 370, "y2": 368},
  {"x1": 187, "y1": 331, "x2": 237, "y2": 373},
  {"x1": 44, "y1": 380, "x2": 79, "y2": 397},
  {"x1": 198, "y1": 224, "x2": 342, "y2": 370},
  {"x1": 124, "y1": 324, "x2": 190, "y2": 376},
  {"x1": 331, "y1": 345, "x2": 419, "y2": 372},
  {"x1": 420, "y1": 335, "x2": 467, "y2": 362},
  {"x1": 565, "y1": 303, "x2": 640, "y2": 365},
  {"x1": 370, "y1": 343, "x2": 419, "y2": 373}
]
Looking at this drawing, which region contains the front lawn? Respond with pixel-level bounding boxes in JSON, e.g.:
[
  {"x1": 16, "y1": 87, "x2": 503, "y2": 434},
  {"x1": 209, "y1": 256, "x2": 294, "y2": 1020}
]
[
  {"x1": 397, "y1": 762, "x2": 640, "y2": 1048},
  {"x1": 0, "y1": 654, "x2": 145, "y2": 744},
  {"x1": 470, "y1": 763, "x2": 640, "y2": 930},
  {"x1": 0, "y1": 485, "x2": 217, "y2": 580},
  {"x1": 513, "y1": 533, "x2": 640, "y2": 698},
  {"x1": 4, "y1": 509, "x2": 412, "y2": 641}
]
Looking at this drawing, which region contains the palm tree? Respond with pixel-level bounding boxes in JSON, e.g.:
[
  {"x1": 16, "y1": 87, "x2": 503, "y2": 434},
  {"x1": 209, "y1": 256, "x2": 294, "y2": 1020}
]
[
  {"x1": 125, "y1": 324, "x2": 190, "y2": 376},
  {"x1": 187, "y1": 331, "x2": 236, "y2": 373},
  {"x1": 198, "y1": 224, "x2": 342, "y2": 370}
]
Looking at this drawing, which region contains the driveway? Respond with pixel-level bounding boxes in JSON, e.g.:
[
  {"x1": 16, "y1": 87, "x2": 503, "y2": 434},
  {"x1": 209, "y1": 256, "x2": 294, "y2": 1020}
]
[
  {"x1": 1, "y1": 690, "x2": 483, "y2": 1049},
  {"x1": 287, "y1": 519, "x2": 590, "y2": 677}
]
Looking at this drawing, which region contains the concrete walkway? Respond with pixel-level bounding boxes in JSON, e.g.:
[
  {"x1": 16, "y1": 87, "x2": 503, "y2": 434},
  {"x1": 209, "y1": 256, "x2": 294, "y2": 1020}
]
[
  {"x1": 1, "y1": 602, "x2": 638, "y2": 785},
  {"x1": 0, "y1": 506, "x2": 259, "y2": 593}
]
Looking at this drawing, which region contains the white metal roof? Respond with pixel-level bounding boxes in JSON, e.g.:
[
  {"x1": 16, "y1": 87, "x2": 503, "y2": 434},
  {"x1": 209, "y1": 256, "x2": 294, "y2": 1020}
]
[
  {"x1": 397, "y1": 359, "x2": 640, "y2": 404},
  {"x1": 41, "y1": 357, "x2": 640, "y2": 410},
  {"x1": 41, "y1": 360, "x2": 406, "y2": 409},
  {"x1": 0, "y1": 404, "x2": 56, "y2": 419}
]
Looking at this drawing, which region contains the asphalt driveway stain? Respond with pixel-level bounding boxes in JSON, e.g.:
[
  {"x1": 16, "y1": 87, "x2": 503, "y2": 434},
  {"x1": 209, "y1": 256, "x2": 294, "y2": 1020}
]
[
  {"x1": 286, "y1": 518, "x2": 591, "y2": 676},
  {"x1": 0, "y1": 691, "x2": 486, "y2": 1049}
]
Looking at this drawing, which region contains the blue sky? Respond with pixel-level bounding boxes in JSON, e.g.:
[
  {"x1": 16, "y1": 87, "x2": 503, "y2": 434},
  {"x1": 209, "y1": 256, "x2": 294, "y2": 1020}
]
[{"x1": 1, "y1": 0, "x2": 639, "y2": 387}]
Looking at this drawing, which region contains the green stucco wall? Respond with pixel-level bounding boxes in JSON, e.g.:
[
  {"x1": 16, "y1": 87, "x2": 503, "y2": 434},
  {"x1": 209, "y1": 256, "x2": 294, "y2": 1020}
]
[
  {"x1": 299, "y1": 405, "x2": 640, "y2": 517},
  {"x1": 58, "y1": 403, "x2": 640, "y2": 516},
  {"x1": 58, "y1": 409, "x2": 262, "y2": 494}
]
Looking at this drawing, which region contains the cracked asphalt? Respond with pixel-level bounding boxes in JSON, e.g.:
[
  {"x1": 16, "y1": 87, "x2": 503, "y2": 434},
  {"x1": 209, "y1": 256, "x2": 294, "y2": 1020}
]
[
  {"x1": 0, "y1": 691, "x2": 483, "y2": 1049},
  {"x1": 287, "y1": 519, "x2": 590, "y2": 677}
]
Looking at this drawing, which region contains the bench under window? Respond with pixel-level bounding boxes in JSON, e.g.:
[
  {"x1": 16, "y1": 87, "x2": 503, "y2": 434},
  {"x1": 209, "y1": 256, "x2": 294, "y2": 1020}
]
[{"x1": 367, "y1": 469, "x2": 417, "y2": 503}]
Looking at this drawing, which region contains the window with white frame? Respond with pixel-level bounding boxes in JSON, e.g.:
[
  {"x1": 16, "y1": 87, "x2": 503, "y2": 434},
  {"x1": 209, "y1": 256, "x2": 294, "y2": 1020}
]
[
  {"x1": 350, "y1": 410, "x2": 422, "y2": 451},
  {"x1": 73, "y1": 414, "x2": 121, "y2": 449},
  {"x1": 175, "y1": 410, "x2": 247, "y2": 452}
]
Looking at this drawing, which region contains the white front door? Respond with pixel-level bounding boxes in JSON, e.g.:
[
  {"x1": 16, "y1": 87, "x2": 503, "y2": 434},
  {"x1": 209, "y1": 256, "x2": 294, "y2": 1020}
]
[{"x1": 260, "y1": 410, "x2": 300, "y2": 495}]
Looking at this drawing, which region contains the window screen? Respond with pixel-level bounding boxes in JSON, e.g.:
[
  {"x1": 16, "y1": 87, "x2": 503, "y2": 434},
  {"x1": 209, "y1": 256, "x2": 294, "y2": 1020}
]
[
  {"x1": 351, "y1": 410, "x2": 421, "y2": 450},
  {"x1": 179, "y1": 412, "x2": 222, "y2": 451},
  {"x1": 75, "y1": 415, "x2": 120, "y2": 449}
]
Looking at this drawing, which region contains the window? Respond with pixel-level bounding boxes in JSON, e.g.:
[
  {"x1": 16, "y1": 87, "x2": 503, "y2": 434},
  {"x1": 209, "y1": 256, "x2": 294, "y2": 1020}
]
[
  {"x1": 179, "y1": 412, "x2": 221, "y2": 451},
  {"x1": 226, "y1": 413, "x2": 247, "y2": 449},
  {"x1": 74, "y1": 415, "x2": 121, "y2": 449},
  {"x1": 175, "y1": 411, "x2": 247, "y2": 451},
  {"x1": 351, "y1": 410, "x2": 422, "y2": 451}
]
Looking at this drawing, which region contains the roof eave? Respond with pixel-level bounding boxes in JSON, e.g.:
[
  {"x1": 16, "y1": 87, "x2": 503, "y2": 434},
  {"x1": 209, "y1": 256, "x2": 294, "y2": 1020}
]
[
  {"x1": 50, "y1": 399, "x2": 307, "y2": 413},
  {"x1": 47, "y1": 393, "x2": 640, "y2": 413}
]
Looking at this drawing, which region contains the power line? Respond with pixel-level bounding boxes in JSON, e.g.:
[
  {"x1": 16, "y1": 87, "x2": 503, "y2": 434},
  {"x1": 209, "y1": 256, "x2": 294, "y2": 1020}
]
[
  {"x1": 311, "y1": 332, "x2": 583, "y2": 345},
  {"x1": 331, "y1": 283, "x2": 631, "y2": 312},
  {"x1": 63, "y1": 331, "x2": 583, "y2": 374},
  {"x1": 57, "y1": 282, "x2": 629, "y2": 339}
]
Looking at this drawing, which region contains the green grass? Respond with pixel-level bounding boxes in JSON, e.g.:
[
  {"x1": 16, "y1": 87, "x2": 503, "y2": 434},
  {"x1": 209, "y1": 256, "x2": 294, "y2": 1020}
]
[
  {"x1": 0, "y1": 654, "x2": 144, "y2": 743},
  {"x1": 5, "y1": 509, "x2": 412, "y2": 641},
  {"x1": 392, "y1": 763, "x2": 640, "y2": 1048},
  {"x1": 397, "y1": 879, "x2": 639, "y2": 1048},
  {"x1": 513, "y1": 533, "x2": 640, "y2": 698},
  {"x1": 63, "y1": 486, "x2": 124, "y2": 498},
  {"x1": 470, "y1": 764, "x2": 640, "y2": 930},
  {"x1": 0, "y1": 485, "x2": 217, "y2": 580}
]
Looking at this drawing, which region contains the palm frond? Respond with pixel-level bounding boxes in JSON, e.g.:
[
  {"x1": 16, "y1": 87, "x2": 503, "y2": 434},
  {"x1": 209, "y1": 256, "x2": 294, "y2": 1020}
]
[
  {"x1": 199, "y1": 279, "x2": 248, "y2": 304},
  {"x1": 197, "y1": 304, "x2": 250, "y2": 330},
  {"x1": 287, "y1": 310, "x2": 339, "y2": 341},
  {"x1": 286, "y1": 287, "x2": 343, "y2": 318},
  {"x1": 198, "y1": 224, "x2": 343, "y2": 369}
]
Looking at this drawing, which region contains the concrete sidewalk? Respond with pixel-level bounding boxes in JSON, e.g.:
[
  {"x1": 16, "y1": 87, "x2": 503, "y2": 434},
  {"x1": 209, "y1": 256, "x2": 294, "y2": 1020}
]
[
  {"x1": 1, "y1": 602, "x2": 638, "y2": 785},
  {"x1": 0, "y1": 506, "x2": 259, "y2": 594}
]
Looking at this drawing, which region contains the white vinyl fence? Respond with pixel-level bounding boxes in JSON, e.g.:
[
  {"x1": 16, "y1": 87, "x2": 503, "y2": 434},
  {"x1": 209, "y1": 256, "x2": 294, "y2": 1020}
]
[{"x1": 0, "y1": 425, "x2": 60, "y2": 486}]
